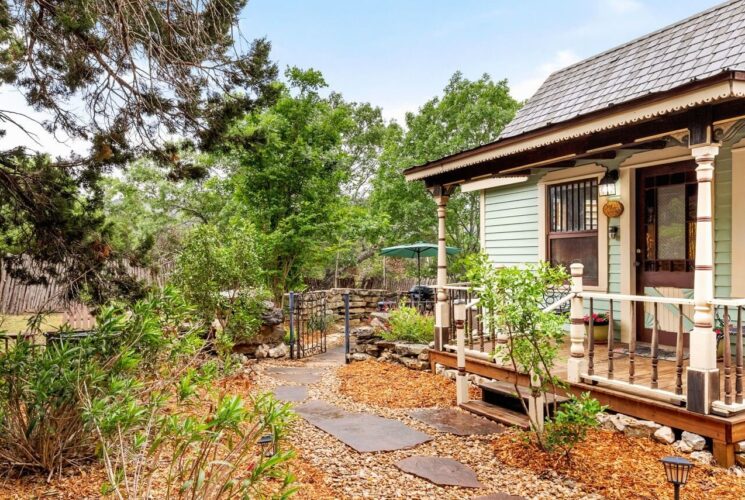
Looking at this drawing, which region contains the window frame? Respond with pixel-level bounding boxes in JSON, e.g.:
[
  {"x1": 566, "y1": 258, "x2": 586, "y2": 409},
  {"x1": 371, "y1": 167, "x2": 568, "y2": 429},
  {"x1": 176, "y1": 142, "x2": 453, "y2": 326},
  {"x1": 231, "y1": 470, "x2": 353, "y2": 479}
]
[{"x1": 538, "y1": 166, "x2": 608, "y2": 291}]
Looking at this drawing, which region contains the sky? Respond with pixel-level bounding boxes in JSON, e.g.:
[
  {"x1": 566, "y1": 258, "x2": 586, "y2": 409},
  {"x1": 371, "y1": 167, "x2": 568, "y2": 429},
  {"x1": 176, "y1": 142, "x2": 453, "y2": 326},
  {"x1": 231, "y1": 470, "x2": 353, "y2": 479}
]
[{"x1": 0, "y1": 0, "x2": 719, "y2": 156}]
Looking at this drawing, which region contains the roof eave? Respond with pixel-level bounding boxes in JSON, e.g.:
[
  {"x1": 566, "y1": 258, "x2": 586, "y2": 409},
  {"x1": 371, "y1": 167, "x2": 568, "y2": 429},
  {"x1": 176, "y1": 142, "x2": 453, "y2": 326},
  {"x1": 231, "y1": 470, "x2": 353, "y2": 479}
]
[{"x1": 404, "y1": 70, "x2": 745, "y2": 182}]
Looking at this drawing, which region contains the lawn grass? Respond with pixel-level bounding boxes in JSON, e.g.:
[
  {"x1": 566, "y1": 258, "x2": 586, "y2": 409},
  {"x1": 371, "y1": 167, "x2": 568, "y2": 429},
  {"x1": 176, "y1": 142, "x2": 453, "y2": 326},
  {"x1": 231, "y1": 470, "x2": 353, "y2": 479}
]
[{"x1": 0, "y1": 313, "x2": 65, "y2": 334}]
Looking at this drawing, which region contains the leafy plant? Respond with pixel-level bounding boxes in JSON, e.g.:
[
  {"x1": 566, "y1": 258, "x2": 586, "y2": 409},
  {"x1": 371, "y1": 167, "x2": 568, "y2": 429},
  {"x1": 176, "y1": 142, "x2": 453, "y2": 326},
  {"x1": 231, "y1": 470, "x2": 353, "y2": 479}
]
[
  {"x1": 383, "y1": 303, "x2": 434, "y2": 343},
  {"x1": 466, "y1": 253, "x2": 601, "y2": 453},
  {"x1": 0, "y1": 287, "x2": 204, "y2": 474},
  {"x1": 544, "y1": 393, "x2": 606, "y2": 465},
  {"x1": 583, "y1": 312, "x2": 609, "y2": 326},
  {"x1": 306, "y1": 313, "x2": 336, "y2": 334}
]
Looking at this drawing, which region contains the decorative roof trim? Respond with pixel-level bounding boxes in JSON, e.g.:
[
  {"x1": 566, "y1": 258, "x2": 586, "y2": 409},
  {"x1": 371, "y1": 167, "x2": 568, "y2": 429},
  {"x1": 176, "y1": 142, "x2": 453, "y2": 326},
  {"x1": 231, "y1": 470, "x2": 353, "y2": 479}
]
[{"x1": 405, "y1": 78, "x2": 745, "y2": 182}]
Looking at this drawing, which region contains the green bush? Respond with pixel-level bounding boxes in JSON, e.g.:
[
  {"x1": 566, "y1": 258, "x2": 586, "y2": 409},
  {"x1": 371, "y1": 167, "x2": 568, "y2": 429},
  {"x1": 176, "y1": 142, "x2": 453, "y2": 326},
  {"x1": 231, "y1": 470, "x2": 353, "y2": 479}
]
[
  {"x1": 544, "y1": 392, "x2": 606, "y2": 464},
  {"x1": 0, "y1": 286, "x2": 204, "y2": 473},
  {"x1": 383, "y1": 303, "x2": 434, "y2": 343}
]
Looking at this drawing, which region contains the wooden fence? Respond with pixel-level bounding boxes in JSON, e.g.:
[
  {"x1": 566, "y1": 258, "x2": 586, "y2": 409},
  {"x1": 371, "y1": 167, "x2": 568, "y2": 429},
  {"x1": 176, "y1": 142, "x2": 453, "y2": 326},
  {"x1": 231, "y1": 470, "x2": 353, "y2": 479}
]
[{"x1": 0, "y1": 256, "x2": 172, "y2": 315}]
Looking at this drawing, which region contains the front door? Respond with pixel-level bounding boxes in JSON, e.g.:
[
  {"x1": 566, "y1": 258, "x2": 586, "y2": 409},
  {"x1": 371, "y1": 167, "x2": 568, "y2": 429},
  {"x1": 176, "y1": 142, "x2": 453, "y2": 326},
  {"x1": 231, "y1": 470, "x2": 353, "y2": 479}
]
[{"x1": 635, "y1": 162, "x2": 697, "y2": 345}]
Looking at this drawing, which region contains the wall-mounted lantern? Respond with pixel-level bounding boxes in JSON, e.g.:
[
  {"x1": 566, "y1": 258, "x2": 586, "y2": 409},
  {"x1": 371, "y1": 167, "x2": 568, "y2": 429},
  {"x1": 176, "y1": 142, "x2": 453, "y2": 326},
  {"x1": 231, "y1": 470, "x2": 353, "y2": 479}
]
[{"x1": 599, "y1": 169, "x2": 619, "y2": 197}]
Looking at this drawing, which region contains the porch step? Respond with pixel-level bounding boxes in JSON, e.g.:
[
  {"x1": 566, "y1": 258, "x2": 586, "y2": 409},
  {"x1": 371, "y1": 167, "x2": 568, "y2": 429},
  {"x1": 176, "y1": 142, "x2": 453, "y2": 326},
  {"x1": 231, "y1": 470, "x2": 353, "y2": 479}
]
[
  {"x1": 479, "y1": 379, "x2": 569, "y2": 407},
  {"x1": 460, "y1": 400, "x2": 531, "y2": 430}
]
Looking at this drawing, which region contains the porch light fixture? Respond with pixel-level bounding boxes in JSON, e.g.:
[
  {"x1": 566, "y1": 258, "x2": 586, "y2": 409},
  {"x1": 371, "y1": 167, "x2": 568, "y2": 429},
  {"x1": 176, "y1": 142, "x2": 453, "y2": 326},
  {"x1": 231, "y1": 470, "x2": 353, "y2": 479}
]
[
  {"x1": 660, "y1": 456, "x2": 693, "y2": 500},
  {"x1": 258, "y1": 434, "x2": 275, "y2": 457},
  {"x1": 608, "y1": 225, "x2": 619, "y2": 240},
  {"x1": 598, "y1": 169, "x2": 619, "y2": 197}
]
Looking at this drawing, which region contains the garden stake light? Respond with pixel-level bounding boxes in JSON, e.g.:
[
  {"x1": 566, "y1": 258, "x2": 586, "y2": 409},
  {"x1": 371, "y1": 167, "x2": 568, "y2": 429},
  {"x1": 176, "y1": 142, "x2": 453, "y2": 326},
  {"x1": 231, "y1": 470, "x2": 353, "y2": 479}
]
[
  {"x1": 660, "y1": 456, "x2": 693, "y2": 500},
  {"x1": 258, "y1": 434, "x2": 275, "y2": 458}
]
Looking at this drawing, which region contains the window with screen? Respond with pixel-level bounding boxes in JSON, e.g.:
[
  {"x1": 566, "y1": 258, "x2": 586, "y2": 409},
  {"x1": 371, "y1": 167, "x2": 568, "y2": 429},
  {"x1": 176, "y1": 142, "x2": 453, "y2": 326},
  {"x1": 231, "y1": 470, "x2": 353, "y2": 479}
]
[{"x1": 547, "y1": 179, "x2": 599, "y2": 286}]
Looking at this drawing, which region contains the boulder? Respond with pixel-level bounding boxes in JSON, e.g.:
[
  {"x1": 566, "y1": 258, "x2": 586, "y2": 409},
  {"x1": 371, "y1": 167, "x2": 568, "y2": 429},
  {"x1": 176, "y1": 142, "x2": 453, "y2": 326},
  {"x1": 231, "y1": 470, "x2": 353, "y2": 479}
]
[
  {"x1": 435, "y1": 363, "x2": 445, "y2": 375},
  {"x1": 260, "y1": 301, "x2": 284, "y2": 325},
  {"x1": 736, "y1": 454, "x2": 745, "y2": 468},
  {"x1": 736, "y1": 441, "x2": 745, "y2": 453},
  {"x1": 623, "y1": 419, "x2": 661, "y2": 439},
  {"x1": 352, "y1": 326, "x2": 376, "y2": 340},
  {"x1": 653, "y1": 426, "x2": 676, "y2": 445},
  {"x1": 418, "y1": 351, "x2": 430, "y2": 361},
  {"x1": 351, "y1": 352, "x2": 374, "y2": 362},
  {"x1": 401, "y1": 357, "x2": 429, "y2": 371},
  {"x1": 444, "y1": 369, "x2": 458, "y2": 381},
  {"x1": 610, "y1": 414, "x2": 637, "y2": 433},
  {"x1": 690, "y1": 451, "x2": 714, "y2": 465},
  {"x1": 596, "y1": 413, "x2": 616, "y2": 432},
  {"x1": 370, "y1": 317, "x2": 389, "y2": 332},
  {"x1": 255, "y1": 344, "x2": 270, "y2": 359},
  {"x1": 673, "y1": 440, "x2": 694, "y2": 453},
  {"x1": 365, "y1": 344, "x2": 381, "y2": 356},
  {"x1": 681, "y1": 431, "x2": 706, "y2": 451},
  {"x1": 394, "y1": 343, "x2": 429, "y2": 357},
  {"x1": 268, "y1": 343, "x2": 288, "y2": 358},
  {"x1": 371, "y1": 311, "x2": 390, "y2": 322}
]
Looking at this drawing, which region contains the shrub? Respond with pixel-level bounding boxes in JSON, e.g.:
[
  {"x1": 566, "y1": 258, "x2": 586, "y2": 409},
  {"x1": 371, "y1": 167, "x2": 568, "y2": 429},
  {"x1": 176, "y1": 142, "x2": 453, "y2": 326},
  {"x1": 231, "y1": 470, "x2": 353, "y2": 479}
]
[
  {"x1": 383, "y1": 303, "x2": 434, "y2": 343},
  {"x1": 466, "y1": 252, "x2": 603, "y2": 454},
  {"x1": 544, "y1": 393, "x2": 606, "y2": 464},
  {"x1": 0, "y1": 287, "x2": 204, "y2": 474}
]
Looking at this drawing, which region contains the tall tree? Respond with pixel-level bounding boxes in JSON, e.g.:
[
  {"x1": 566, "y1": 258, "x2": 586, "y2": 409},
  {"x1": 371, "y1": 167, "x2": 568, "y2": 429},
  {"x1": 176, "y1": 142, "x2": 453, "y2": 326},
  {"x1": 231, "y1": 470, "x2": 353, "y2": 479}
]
[
  {"x1": 217, "y1": 68, "x2": 359, "y2": 299},
  {"x1": 0, "y1": 0, "x2": 278, "y2": 302},
  {"x1": 371, "y1": 72, "x2": 521, "y2": 274}
]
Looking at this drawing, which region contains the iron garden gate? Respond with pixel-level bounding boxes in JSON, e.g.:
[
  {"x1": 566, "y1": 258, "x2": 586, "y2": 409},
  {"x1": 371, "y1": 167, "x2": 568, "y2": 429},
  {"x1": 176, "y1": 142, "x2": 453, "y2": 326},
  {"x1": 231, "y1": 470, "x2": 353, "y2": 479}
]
[{"x1": 287, "y1": 291, "x2": 329, "y2": 359}]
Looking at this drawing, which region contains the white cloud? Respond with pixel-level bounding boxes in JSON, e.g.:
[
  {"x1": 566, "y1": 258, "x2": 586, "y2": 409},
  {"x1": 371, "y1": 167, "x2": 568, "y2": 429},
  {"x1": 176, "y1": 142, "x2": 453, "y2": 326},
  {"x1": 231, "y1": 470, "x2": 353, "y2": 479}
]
[{"x1": 510, "y1": 50, "x2": 581, "y2": 101}]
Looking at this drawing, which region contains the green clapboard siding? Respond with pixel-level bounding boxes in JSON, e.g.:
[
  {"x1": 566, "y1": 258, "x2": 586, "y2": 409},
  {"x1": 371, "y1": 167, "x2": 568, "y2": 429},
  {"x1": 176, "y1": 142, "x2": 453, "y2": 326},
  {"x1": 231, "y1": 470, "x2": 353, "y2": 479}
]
[
  {"x1": 483, "y1": 173, "x2": 541, "y2": 267},
  {"x1": 715, "y1": 147, "x2": 733, "y2": 299}
]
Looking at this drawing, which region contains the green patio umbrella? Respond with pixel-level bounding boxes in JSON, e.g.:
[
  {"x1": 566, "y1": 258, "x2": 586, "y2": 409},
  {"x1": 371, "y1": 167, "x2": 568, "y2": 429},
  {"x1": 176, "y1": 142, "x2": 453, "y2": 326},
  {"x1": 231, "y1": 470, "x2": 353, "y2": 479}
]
[{"x1": 380, "y1": 242, "x2": 460, "y2": 286}]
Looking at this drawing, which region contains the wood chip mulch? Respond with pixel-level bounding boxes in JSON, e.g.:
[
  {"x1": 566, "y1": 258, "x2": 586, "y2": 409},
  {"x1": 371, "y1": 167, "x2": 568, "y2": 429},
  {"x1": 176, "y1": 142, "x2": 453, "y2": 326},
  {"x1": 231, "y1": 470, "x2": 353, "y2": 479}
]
[
  {"x1": 0, "y1": 463, "x2": 106, "y2": 499},
  {"x1": 493, "y1": 428, "x2": 745, "y2": 499},
  {"x1": 285, "y1": 450, "x2": 340, "y2": 500},
  {"x1": 337, "y1": 360, "x2": 480, "y2": 408}
]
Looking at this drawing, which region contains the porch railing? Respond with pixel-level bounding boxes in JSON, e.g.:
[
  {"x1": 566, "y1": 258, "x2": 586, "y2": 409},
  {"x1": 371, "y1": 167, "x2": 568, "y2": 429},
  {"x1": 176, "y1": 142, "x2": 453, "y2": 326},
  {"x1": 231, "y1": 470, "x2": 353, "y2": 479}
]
[{"x1": 711, "y1": 298, "x2": 745, "y2": 414}]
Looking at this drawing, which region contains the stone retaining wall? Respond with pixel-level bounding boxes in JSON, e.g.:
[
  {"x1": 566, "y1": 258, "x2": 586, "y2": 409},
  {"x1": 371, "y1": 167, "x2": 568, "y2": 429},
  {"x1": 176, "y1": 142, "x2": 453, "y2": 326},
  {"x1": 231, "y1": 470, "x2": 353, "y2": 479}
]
[
  {"x1": 349, "y1": 325, "x2": 430, "y2": 371},
  {"x1": 297, "y1": 288, "x2": 399, "y2": 325}
]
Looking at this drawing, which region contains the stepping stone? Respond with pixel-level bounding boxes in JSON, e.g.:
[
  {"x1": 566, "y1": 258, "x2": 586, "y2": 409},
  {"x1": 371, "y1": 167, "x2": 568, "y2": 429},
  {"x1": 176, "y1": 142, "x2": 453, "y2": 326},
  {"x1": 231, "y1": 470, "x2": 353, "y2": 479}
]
[
  {"x1": 295, "y1": 400, "x2": 432, "y2": 452},
  {"x1": 265, "y1": 367, "x2": 322, "y2": 384},
  {"x1": 309, "y1": 346, "x2": 346, "y2": 363},
  {"x1": 409, "y1": 408, "x2": 504, "y2": 436},
  {"x1": 273, "y1": 385, "x2": 308, "y2": 402},
  {"x1": 394, "y1": 456, "x2": 483, "y2": 488}
]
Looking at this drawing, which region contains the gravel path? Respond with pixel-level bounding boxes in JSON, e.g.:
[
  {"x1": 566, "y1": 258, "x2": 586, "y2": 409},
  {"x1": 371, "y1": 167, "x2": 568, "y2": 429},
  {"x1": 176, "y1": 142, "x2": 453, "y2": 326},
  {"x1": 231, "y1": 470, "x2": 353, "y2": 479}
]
[{"x1": 255, "y1": 339, "x2": 600, "y2": 500}]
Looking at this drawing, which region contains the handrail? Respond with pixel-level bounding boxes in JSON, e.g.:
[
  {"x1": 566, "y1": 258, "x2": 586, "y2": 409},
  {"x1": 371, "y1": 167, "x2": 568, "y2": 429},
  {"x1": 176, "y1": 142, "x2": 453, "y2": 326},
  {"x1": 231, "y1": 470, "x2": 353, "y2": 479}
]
[
  {"x1": 542, "y1": 292, "x2": 575, "y2": 313},
  {"x1": 579, "y1": 291, "x2": 695, "y2": 306},
  {"x1": 711, "y1": 297, "x2": 745, "y2": 307}
]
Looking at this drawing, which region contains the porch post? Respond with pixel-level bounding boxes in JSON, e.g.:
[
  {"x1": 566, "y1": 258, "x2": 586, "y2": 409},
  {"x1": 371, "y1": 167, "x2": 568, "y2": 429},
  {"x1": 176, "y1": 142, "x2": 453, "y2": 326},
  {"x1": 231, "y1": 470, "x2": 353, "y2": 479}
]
[
  {"x1": 432, "y1": 185, "x2": 452, "y2": 351},
  {"x1": 687, "y1": 143, "x2": 720, "y2": 414},
  {"x1": 567, "y1": 263, "x2": 585, "y2": 383},
  {"x1": 454, "y1": 302, "x2": 468, "y2": 405}
]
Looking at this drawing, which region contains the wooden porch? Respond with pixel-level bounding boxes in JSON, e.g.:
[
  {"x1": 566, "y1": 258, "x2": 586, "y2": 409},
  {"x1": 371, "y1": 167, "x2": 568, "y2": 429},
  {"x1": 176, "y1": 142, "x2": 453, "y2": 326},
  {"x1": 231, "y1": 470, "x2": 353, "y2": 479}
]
[{"x1": 430, "y1": 341, "x2": 745, "y2": 467}]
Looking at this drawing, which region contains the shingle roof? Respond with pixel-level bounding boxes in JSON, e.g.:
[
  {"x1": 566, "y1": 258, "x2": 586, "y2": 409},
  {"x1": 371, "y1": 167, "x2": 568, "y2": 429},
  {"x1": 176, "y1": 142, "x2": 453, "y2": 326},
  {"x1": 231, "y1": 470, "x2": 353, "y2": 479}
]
[{"x1": 501, "y1": 0, "x2": 745, "y2": 139}]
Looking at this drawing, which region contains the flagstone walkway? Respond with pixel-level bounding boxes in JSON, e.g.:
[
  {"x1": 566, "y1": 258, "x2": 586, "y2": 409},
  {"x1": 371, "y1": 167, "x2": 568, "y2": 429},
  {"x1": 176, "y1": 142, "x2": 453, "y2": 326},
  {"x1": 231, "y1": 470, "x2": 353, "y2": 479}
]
[{"x1": 257, "y1": 344, "x2": 598, "y2": 499}]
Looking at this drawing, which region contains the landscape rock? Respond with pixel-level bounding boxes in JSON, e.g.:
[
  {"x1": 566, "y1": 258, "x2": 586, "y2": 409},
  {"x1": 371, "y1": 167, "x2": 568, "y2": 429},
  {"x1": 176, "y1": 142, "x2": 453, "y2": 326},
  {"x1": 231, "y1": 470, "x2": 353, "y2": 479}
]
[
  {"x1": 623, "y1": 419, "x2": 661, "y2": 439},
  {"x1": 736, "y1": 440, "x2": 745, "y2": 453},
  {"x1": 596, "y1": 413, "x2": 615, "y2": 432},
  {"x1": 260, "y1": 301, "x2": 283, "y2": 325},
  {"x1": 268, "y1": 343, "x2": 289, "y2": 358},
  {"x1": 690, "y1": 451, "x2": 714, "y2": 465},
  {"x1": 673, "y1": 439, "x2": 694, "y2": 453},
  {"x1": 400, "y1": 356, "x2": 429, "y2": 371},
  {"x1": 370, "y1": 311, "x2": 390, "y2": 322},
  {"x1": 370, "y1": 317, "x2": 389, "y2": 332},
  {"x1": 736, "y1": 454, "x2": 745, "y2": 468},
  {"x1": 394, "y1": 343, "x2": 428, "y2": 357},
  {"x1": 610, "y1": 413, "x2": 637, "y2": 433},
  {"x1": 255, "y1": 344, "x2": 270, "y2": 359},
  {"x1": 444, "y1": 369, "x2": 458, "y2": 380},
  {"x1": 365, "y1": 343, "x2": 381, "y2": 355},
  {"x1": 681, "y1": 431, "x2": 706, "y2": 451},
  {"x1": 351, "y1": 353, "x2": 374, "y2": 362},
  {"x1": 653, "y1": 426, "x2": 676, "y2": 445},
  {"x1": 352, "y1": 326, "x2": 376, "y2": 340}
]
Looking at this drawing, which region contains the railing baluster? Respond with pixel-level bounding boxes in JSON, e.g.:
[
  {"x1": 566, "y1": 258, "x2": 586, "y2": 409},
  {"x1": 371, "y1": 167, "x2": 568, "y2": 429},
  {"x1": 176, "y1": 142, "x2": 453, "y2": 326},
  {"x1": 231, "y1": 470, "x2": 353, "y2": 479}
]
[
  {"x1": 737, "y1": 306, "x2": 743, "y2": 404},
  {"x1": 724, "y1": 306, "x2": 732, "y2": 405},
  {"x1": 588, "y1": 298, "x2": 595, "y2": 376},
  {"x1": 651, "y1": 302, "x2": 659, "y2": 389},
  {"x1": 676, "y1": 304, "x2": 684, "y2": 396},
  {"x1": 607, "y1": 299, "x2": 614, "y2": 380},
  {"x1": 629, "y1": 301, "x2": 636, "y2": 385},
  {"x1": 478, "y1": 304, "x2": 485, "y2": 353}
]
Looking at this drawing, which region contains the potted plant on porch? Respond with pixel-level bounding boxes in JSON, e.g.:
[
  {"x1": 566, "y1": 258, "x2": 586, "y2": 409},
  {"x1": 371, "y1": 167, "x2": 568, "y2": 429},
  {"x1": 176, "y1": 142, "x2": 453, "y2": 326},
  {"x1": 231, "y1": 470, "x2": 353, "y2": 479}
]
[{"x1": 583, "y1": 312, "x2": 609, "y2": 342}]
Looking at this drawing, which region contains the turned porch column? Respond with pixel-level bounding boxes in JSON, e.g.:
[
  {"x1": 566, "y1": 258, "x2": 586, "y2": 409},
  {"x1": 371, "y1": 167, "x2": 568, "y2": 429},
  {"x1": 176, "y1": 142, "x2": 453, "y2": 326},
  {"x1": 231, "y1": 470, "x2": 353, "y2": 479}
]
[
  {"x1": 567, "y1": 263, "x2": 586, "y2": 383},
  {"x1": 432, "y1": 185, "x2": 453, "y2": 351},
  {"x1": 687, "y1": 143, "x2": 720, "y2": 414}
]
